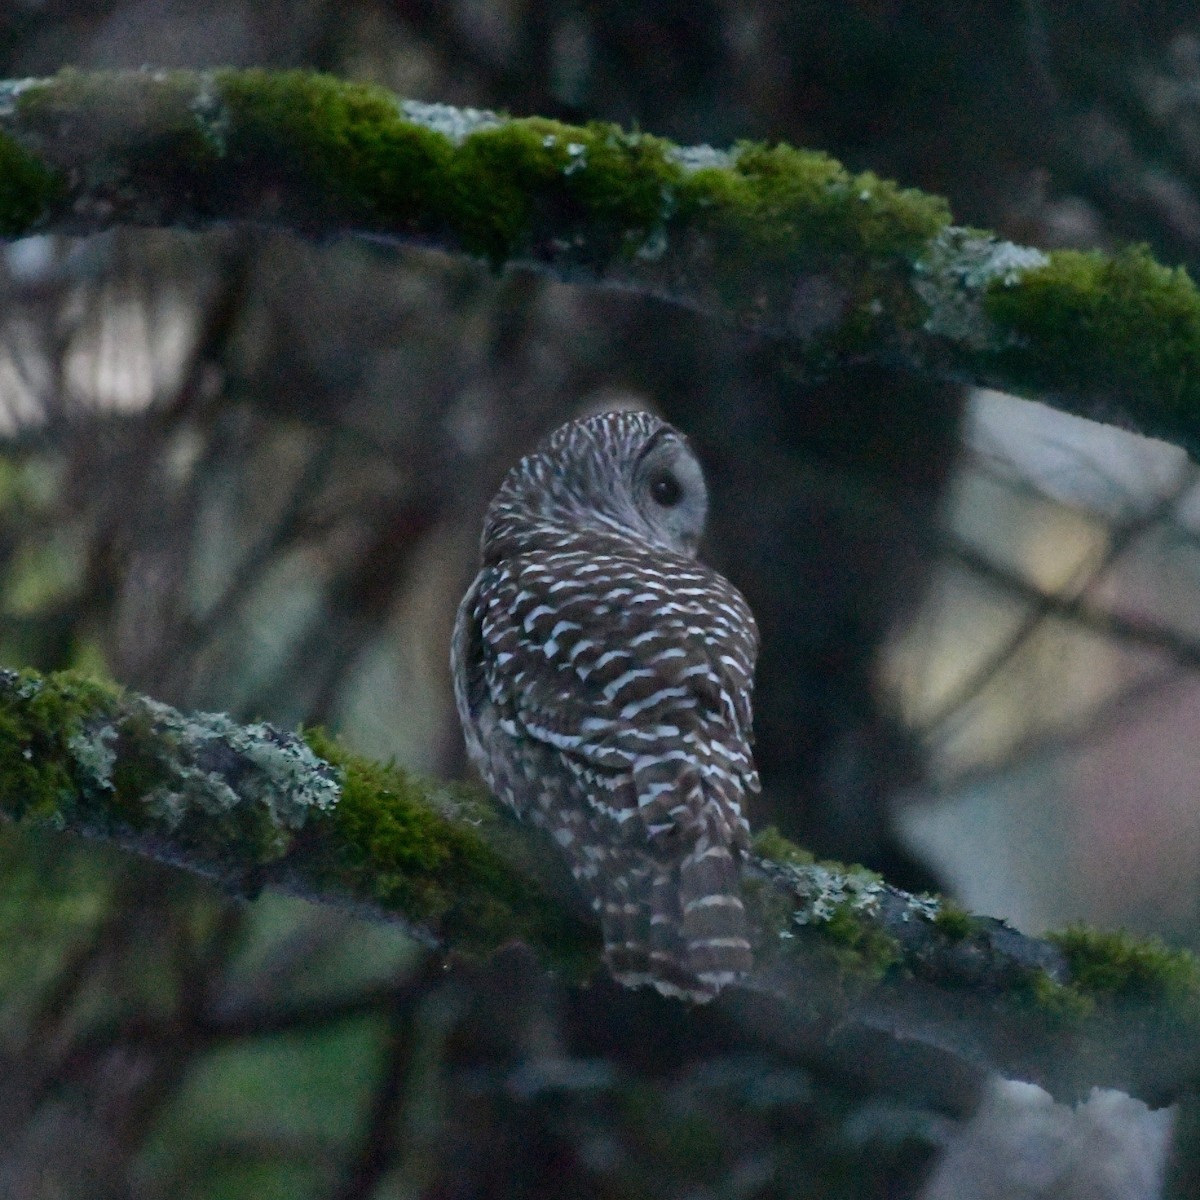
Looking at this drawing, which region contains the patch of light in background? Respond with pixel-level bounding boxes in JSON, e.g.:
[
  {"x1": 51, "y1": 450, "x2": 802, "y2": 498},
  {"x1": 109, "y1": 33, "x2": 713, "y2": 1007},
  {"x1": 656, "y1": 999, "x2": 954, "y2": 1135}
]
[
  {"x1": 888, "y1": 389, "x2": 1200, "y2": 938},
  {"x1": 0, "y1": 235, "x2": 198, "y2": 430},
  {"x1": 65, "y1": 282, "x2": 194, "y2": 414}
]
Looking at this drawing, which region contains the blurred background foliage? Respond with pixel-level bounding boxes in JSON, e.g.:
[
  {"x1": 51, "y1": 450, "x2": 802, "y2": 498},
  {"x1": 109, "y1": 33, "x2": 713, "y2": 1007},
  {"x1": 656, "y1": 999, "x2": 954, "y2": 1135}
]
[{"x1": 1, "y1": 1, "x2": 1200, "y2": 1196}]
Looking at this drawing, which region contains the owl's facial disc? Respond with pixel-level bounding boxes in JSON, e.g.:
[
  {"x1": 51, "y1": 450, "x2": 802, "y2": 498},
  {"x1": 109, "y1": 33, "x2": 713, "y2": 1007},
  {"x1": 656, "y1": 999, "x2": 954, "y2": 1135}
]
[{"x1": 632, "y1": 433, "x2": 708, "y2": 556}]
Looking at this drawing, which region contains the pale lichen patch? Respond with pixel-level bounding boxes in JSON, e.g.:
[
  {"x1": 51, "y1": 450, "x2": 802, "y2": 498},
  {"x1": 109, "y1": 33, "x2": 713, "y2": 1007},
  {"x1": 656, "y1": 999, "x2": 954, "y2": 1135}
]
[
  {"x1": 790, "y1": 862, "x2": 889, "y2": 927},
  {"x1": 189, "y1": 75, "x2": 229, "y2": 157},
  {"x1": 668, "y1": 144, "x2": 733, "y2": 173},
  {"x1": 902, "y1": 891, "x2": 943, "y2": 923},
  {"x1": 144, "y1": 772, "x2": 240, "y2": 830},
  {"x1": 400, "y1": 99, "x2": 503, "y2": 144},
  {"x1": 915, "y1": 227, "x2": 1049, "y2": 348},
  {"x1": 68, "y1": 722, "x2": 117, "y2": 793},
  {"x1": 135, "y1": 698, "x2": 339, "y2": 834},
  {"x1": 234, "y1": 719, "x2": 341, "y2": 825}
]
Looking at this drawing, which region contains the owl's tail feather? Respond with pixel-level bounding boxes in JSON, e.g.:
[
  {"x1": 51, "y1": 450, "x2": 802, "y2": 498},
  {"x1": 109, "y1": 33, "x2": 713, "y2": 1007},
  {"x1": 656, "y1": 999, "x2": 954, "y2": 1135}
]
[
  {"x1": 679, "y1": 838, "x2": 753, "y2": 991},
  {"x1": 597, "y1": 862, "x2": 664, "y2": 993},
  {"x1": 597, "y1": 846, "x2": 751, "y2": 1004}
]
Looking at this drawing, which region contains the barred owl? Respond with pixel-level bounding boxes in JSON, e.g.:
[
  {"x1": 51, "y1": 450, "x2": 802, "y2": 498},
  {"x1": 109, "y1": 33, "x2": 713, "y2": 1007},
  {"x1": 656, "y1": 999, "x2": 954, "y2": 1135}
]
[{"x1": 451, "y1": 410, "x2": 759, "y2": 1001}]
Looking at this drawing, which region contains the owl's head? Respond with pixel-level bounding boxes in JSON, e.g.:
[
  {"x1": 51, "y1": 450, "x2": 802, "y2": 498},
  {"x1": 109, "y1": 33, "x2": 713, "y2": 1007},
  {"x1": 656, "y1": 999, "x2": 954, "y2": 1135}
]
[{"x1": 484, "y1": 410, "x2": 709, "y2": 559}]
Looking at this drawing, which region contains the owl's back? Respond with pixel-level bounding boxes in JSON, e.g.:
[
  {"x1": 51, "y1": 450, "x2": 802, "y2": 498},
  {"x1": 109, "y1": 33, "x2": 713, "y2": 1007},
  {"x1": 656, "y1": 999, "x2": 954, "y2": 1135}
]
[{"x1": 452, "y1": 520, "x2": 759, "y2": 1000}]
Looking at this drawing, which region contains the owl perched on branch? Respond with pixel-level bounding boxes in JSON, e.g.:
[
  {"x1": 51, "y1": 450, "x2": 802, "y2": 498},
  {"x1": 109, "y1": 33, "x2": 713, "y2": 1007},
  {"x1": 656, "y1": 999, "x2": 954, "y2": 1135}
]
[{"x1": 451, "y1": 410, "x2": 759, "y2": 1001}]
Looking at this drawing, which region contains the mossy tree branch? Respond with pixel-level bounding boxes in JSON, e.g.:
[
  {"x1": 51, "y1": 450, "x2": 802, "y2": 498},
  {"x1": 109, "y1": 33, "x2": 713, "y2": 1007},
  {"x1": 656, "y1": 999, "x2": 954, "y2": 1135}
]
[
  {"x1": 0, "y1": 69, "x2": 1197, "y2": 454},
  {"x1": 2, "y1": 665, "x2": 1199, "y2": 1109}
]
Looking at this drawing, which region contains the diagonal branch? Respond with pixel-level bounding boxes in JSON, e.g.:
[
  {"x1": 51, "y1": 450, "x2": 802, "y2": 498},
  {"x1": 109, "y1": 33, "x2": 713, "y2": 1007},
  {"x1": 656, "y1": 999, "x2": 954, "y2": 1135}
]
[
  {"x1": 0, "y1": 70, "x2": 1198, "y2": 454},
  {"x1": 1, "y1": 665, "x2": 1198, "y2": 1108}
]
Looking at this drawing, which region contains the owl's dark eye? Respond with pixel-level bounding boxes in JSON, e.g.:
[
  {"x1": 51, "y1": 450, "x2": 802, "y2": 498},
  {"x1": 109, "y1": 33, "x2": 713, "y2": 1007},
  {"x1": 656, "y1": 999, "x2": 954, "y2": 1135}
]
[{"x1": 650, "y1": 472, "x2": 683, "y2": 507}]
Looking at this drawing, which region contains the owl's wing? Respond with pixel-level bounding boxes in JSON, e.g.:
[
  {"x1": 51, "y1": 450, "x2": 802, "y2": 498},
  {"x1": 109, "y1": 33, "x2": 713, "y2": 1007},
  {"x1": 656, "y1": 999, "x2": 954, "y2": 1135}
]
[{"x1": 476, "y1": 546, "x2": 760, "y2": 827}]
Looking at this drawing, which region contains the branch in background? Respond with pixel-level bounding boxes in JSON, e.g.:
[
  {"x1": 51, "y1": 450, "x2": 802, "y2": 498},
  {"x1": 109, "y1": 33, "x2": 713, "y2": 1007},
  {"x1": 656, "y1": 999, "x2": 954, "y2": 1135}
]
[
  {"x1": 947, "y1": 534, "x2": 1200, "y2": 671},
  {"x1": 2, "y1": 665, "x2": 1199, "y2": 1109},
  {"x1": 0, "y1": 70, "x2": 1197, "y2": 455}
]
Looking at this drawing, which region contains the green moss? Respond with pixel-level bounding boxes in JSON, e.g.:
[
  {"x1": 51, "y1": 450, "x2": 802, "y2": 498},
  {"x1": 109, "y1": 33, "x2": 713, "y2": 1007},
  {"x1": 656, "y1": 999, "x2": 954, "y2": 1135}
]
[
  {"x1": 454, "y1": 119, "x2": 676, "y2": 265},
  {"x1": 750, "y1": 826, "x2": 886, "y2": 885},
  {"x1": 0, "y1": 130, "x2": 62, "y2": 236},
  {"x1": 818, "y1": 899, "x2": 902, "y2": 979},
  {"x1": 216, "y1": 69, "x2": 453, "y2": 232},
  {"x1": 1049, "y1": 925, "x2": 1200, "y2": 1010},
  {"x1": 932, "y1": 901, "x2": 974, "y2": 942},
  {"x1": 0, "y1": 669, "x2": 122, "y2": 822},
  {"x1": 0, "y1": 673, "x2": 591, "y2": 968},
  {"x1": 4, "y1": 65, "x2": 958, "y2": 318},
  {"x1": 553, "y1": 125, "x2": 675, "y2": 240},
  {"x1": 305, "y1": 730, "x2": 597, "y2": 971},
  {"x1": 309, "y1": 730, "x2": 462, "y2": 909},
  {"x1": 207, "y1": 71, "x2": 947, "y2": 278},
  {"x1": 840, "y1": 861, "x2": 884, "y2": 886},
  {"x1": 1022, "y1": 969, "x2": 1096, "y2": 1023},
  {"x1": 985, "y1": 245, "x2": 1200, "y2": 448},
  {"x1": 678, "y1": 142, "x2": 948, "y2": 276},
  {"x1": 747, "y1": 832, "x2": 906, "y2": 976},
  {"x1": 91, "y1": 70, "x2": 683, "y2": 265},
  {"x1": 752, "y1": 825, "x2": 815, "y2": 867}
]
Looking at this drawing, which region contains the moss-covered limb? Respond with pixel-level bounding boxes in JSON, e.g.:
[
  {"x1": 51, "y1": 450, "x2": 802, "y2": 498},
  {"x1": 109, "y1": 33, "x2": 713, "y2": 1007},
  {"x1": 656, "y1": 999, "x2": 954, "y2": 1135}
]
[
  {"x1": 0, "y1": 68, "x2": 946, "y2": 274},
  {"x1": 2, "y1": 71, "x2": 1200, "y2": 454},
  {"x1": 0, "y1": 666, "x2": 597, "y2": 972},
  {"x1": 747, "y1": 834, "x2": 1200, "y2": 1102},
  {"x1": 2, "y1": 666, "x2": 1200, "y2": 1106}
]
